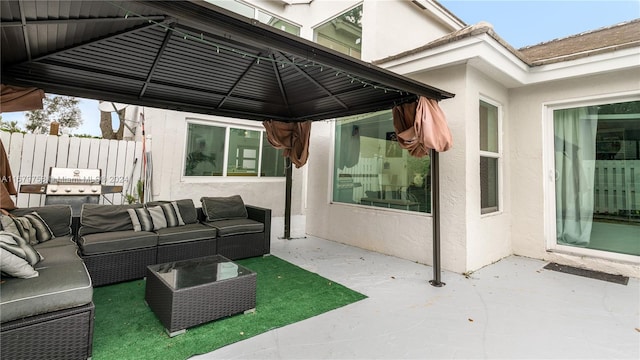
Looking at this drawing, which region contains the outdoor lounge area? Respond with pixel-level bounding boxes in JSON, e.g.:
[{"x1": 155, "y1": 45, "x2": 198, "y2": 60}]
[
  {"x1": 193, "y1": 229, "x2": 640, "y2": 360},
  {"x1": 1, "y1": 0, "x2": 639, "y2": 358}
]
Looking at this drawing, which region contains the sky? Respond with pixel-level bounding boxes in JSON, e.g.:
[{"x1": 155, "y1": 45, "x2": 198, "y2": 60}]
[
  {"x1": 439, "y1": 0, "x2": 639, "y2": 49},
  {"x1": 2, "y1": 0, "x2": 638, "y2": 137}
]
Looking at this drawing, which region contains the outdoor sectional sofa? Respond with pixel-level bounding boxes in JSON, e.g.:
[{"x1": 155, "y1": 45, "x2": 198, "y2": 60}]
[
  {"x1": 1, "y1": 205, "x2": 94, "y2": 360},
  {"x1": 78, "y1": 196, "x2": 271, "y2": 286},
  {"x1": 0, "y1": 196, "x2": 271, "y2": 359}
]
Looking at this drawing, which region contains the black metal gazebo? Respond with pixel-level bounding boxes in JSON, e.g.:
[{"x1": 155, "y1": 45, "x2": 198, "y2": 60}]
[{"x1": 1, "y1": 0, "x2": 454, "y2": 285}]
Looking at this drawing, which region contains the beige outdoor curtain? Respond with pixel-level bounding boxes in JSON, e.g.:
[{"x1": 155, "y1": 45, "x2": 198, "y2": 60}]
[
  {"x1": 392, "y1": 96, "x2": 452, "y2": 157},
  {"x1": 1, "y1": 140, "x2": 17, "y2": 211},
  {"x1": 0, "y1": 84, "x2": 45, "y2": 113},
  {"x1": 262, "y1": 120, "x2": 312, "y2": 168}
]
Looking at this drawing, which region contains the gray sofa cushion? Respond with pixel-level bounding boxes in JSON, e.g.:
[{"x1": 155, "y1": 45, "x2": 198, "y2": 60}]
[
  {"x1": 203, "y1": 218, "x2": 264, "y2": 237},
  {"x1": 34, "y1": 236, "x2": 77, "y2": 249},
  {"x1": 201, "y1": 195, "x2": 248, "y2": 221},
  {"x1": 79, "y1": 203, "x2": 143, "y2": 235},
  {"x1": 35, "y1": 242, "x2": 83, "y2": 268},
  {"x1": 78, "y1": 230, "x2": 157, "y2": 255},
  {"x1": 156, "y1": 223, "x2": 218, "y2": 245},
  {"x1": 147, "y1": 199, "x2": 198, "y2": 224},
  {"x1": 0, "y1": 259, "x2": 92, "y2": 323},
  {"x1": 10, "y1": 205, "x2": 72, "y2": 237}
]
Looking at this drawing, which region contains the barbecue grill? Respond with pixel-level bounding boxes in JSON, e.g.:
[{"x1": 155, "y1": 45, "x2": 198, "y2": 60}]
[{"x1": 20, "y1": 167, "x2": 123, "y2": 216}]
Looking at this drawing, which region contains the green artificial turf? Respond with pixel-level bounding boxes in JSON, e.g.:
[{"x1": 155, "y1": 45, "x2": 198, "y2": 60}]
[{"x1": 91, "y1": 256, "x2": 367, "y2": 360}]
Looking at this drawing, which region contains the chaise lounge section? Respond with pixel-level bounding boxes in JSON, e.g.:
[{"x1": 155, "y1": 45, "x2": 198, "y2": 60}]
[
  {"x1": 1, "y1": 205, "x2": 94, "y2": 360},
  {"x1": 200, "y1": 195, "x2": 272, "y2": 261}
]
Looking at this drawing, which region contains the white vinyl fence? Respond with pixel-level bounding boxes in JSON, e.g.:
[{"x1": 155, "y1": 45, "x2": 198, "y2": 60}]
[
  {"x1": 594, "y1": 160, "x2": 640, "y2": 217},
  {"x1": 1, "y1": 132, "x2": 142, "y2": 208}
]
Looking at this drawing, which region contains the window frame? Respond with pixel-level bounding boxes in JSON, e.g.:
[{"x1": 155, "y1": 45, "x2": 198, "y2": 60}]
[
  {"x1": 329, "y1": 110, "x2": 432, "y2": 215},
  {"x1": 182, "y1": 119, "x2": 284, "y2": 180},
  {"x1": 479, "y1": 98, "x2": 503, "y2": 215},
  {"x1": 312, "y1": 3, "x2": 363, "y2": 59},
  {"x1": 543, "y1": 92, "x2": 640, "y2": 263},
  {"x1": 205, "y1": 0, "x2": 301, "y2": 36}
]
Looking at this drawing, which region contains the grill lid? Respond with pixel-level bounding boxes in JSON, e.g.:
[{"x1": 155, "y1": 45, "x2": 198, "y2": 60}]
[
  {"x1": 49, "y1": 168, "x2": 101, "y2": 184},
  {"x1": 19, "y1": 167, "x2": 123, "y2": 195}
]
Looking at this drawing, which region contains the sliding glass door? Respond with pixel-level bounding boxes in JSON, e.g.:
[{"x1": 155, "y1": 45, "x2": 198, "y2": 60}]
[{"x1": 553, "y1": 100, "x2": 640, "y2": 257}]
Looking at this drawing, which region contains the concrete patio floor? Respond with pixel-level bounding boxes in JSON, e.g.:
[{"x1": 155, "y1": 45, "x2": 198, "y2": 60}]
[{"x1": 193, "y1": 234, "x2": 639, "y2": 359}]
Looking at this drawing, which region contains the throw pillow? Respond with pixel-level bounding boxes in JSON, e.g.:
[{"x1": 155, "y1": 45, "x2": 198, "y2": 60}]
[
  {"x1": 127, "y1": 209, "x2": 143, "y2": 232},
  {"x1": 23, "y1": 212, "x2": 54, "y2": 243},
  {"x1": 0, "y1": 247, "x2": 39, "y2": 278},
  {"x1": 10, "y1": 205, "x2": 72, "y2": 237},
  {"x1": 201, "y1": 195, "x2": 248, "y2": 222},
  {"x1": 147, "y1": 206, "x2": 167, "y2": 230},
  {"x1": 146, "y1": 200, "x2": 193, "y2": 225},
  {"x1": 160, "y1": 202, "x2": 185, "y2": 228},
  {"x1": 0, "y1": 231, "x2": 43, "y2": 266},
  {"x1": 127, "y1": 208, "x2": 154, "y2": 232},
  {"x1": 0, "y1": 212, "x2": 54, "y2": 245},
  {"x1": 175, "y1": 199, "x2": 198, "y2": 224}
]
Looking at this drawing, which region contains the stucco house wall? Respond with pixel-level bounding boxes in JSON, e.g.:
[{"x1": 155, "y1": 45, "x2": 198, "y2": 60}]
[
  {"x1": 127, "y1": 106, "x2": 307, "y2": 237},
  {"x1": 233, "y1": 0, "x2": 458, "y2": 62},
  {"x1": 361, "y1": 0, "x2": 455, "y2": 61},
  {"x1": 305, "y1": 62, "x2": 515, "y2": 275},
  {"x1": 305, "y1": 120, "x2": 437, "y2": 267},
  {"x1": 305, "y1": 63, "x2": 514, "y2": 275},
  {"x1": 462, "y1": 66, "x2": 513, "y2": 271}
]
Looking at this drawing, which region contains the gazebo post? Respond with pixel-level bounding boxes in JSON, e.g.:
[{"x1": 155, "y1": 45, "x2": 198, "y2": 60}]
[
  {"x1": 429, "y1": 149, "x2": 445, "y2": 287},
  {"x1": 284, "y1": 157, "x2": 292, "y2": 240}
]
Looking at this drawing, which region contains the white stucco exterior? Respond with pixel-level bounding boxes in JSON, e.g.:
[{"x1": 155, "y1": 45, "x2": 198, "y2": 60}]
[
  {"x1": 125, "y1": 106, "x2": 308, "y2": 237},
  {"x1": 128, "y1": 0, "x2": 639, "y2": 277}
]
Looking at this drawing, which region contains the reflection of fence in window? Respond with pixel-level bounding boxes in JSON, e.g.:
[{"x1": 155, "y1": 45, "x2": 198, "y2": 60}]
[{"x1": 594, "y1": 160, "x2": 640, "y2": 221}]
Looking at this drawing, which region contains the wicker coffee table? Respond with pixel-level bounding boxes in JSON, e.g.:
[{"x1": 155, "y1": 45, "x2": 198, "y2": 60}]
[{"x1": 145, "y1": 255, "x2": 256, "y2": 337}]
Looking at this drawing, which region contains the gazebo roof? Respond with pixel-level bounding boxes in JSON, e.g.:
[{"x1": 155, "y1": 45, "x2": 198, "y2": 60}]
[{"x1": 1, "y1": 0, "x2": 454, "y2": 122}]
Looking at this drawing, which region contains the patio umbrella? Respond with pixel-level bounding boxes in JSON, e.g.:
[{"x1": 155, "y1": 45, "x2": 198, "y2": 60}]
[
  {"x1": 263, "y1": 120, "x2": 312, "y2": 239},
  {"x1": 1, "y1": 139, "x2": 17, "y2": 211},
  {"x1": 393, "y1": 96, "x2": 453, "y2": 287},
  {"x1": 0, "y1": 84, "x2": 44, "y2": 113}
]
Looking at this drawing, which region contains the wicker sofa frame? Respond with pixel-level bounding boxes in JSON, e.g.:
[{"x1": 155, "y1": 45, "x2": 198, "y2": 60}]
[
  {"x1": 1, "y1": 202, "x2": 271, "y2": 359},
  {"x1": 215, "y1": 205, "x2": 272, "y2": 260},
  {"x1": 81, "y1": 246, "x2": 158, "y2": 287},
  {"x1": 0, "y1": 302, "x2": 95, "y2": 360},
  {"x1": 79, "y1": 205, "x2": 271, "y2": 287}
]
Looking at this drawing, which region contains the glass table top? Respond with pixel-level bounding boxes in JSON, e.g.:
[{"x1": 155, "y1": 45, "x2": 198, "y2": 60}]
[{"x1": 148, "y1": 255, "x2": 254, "y2": 290}]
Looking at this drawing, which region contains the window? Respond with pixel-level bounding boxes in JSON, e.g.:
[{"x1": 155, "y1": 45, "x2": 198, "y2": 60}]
[
  {"x1": 315, "y1": 5, "x2": 362, "y2": 59},
  {"x1": 184, "y1": 121, "x2": 285, "y2": 177},
  {"x1": 553, "y1": 100, "x2": 640, "y2": 256},
  {"x1": 333, "y1": 110, "x2": 431, "y2": 213},
  {"x1": 480, "y1": 100, "x2": 501, "y2": 214},
  {"x1": 206, "y1": 0, "x2": 301, "y2": 35}
]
